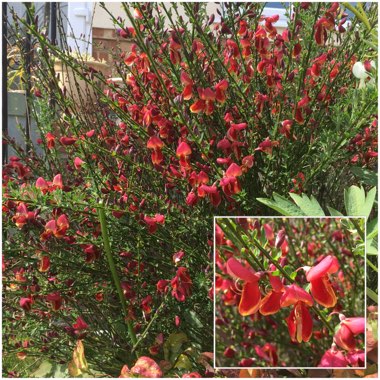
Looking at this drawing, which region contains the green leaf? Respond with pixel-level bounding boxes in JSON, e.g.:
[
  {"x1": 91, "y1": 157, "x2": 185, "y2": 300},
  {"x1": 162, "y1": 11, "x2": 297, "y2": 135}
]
[
  {"x1": 367, "y1": 218, "x2": 378, "y2": 239},
  {"x1": 289, "y1": 193, "x2": 325, "y2": 216},
  {"x1": 164, "y1": 332, "x2": 188, "y2": 364},
  {"x1": 30, "y1": 360, "x2": 53, "y2": 377},
  {"x1": 257, "y1": 193, "x2": 304, "y2": 216},
  {"x1": 327, "y1": 206, "x2": 344, "y2": 216},
  {"x1": 183, "y1": 310, "x2": 203, "y2": 330},
  {"x1": 344, "y1": 186, "x2": 376, "y2": 218},
  {"x1": 366, "y1": 239, "x2": 378, "y2": 255},
  {"x1": 367, "y1": 287, "x2": 378, "y2": 303},
  {"x1": 350, "y1": 166, "x2": 378, "y2": 186}
]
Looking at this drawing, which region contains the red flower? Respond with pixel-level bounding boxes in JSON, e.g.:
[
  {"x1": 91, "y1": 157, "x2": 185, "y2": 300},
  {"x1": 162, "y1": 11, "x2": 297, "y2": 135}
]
[
  {"x1": 143, "y1": 214, "x2": 165, "y2": 234},
  {"x1": 190, "y1": 88, "x2": 216, "y2": 115},
  {"x1": 120, "y1": 357, "x2": 162, "y2": 378},
  {"x1": 255, "y1": 137, "x2": 279, "y2": 155},
  {"x1": 226, "y1": 257, "x2": 261, "y2": 316},
  {"x1": 182, "y1": 372, "x2": 202, "y2": 378},
  {"x1": 227, "y1": 123, "x2": 247, "y2": 142},
  {"x1": 334, "y1": 317, "x2": 365, "y2": 351},
  {"x1": 46, "y1": 292, "x2": 62, "y2": 311},
  {"x1": 73, "y1": 316, "x2": 89, "y2": 331},
  {"x1": 171, "y1": 267, "x2": 192, "y2": 302},
  {"x1": 281, "y1": 284, "x2": 314, "y2": 343},
  {"x1": 12, "y1": 203, "x2": 32, "y2": 229},
  {"x1": 220, "y1": 163, "x2": 243, "y2": 196},
  {"x1": 38, "y1": 256, "x2": 50, "y2": 272},
  {"x1": 74, "y1": 157, "x2": 85, "y2": 170},
  {"x1": 156, "y1": 279, "x2": 169, "y2": 293},
  {"x1": 280, "y1": 120, "x2": 294, "y2": 139},
  {"x1": 286, "y1": 302, "x2": 313, "y2": 343},
  {"x1": 176, "y1": 142, "x2": 192, "y2": 169},
  {"x1": 306, "y1": 255, "x2": 340, "y2": 308},
  {"x1": 59, "y1": 136, "x2": 77, "y2": 146},
  {"x1": 45, "y1": 132, "x2": 56, "y2": 149},
  {"x1": 36, "y1": 177, "x2": 49, "y2": 193},
  {"x1": 318, "y1": 348, "x2": 348, "y2": 367},
  {"x1": 215, "y1": 79, "x2": 229, "y2": 104},
  {"x1": 147, "y1": 136, "x2": 164, "y2": 165},
  {"x1": 180, "y1": 71, "x2": 193, "y2": 100},
  {"x1": 197, "y1": 184, "x2": 221, "y2": 207},
  {"x1": 41, "y1": 214, "x2": 69, "y2": 241},
  {"x1": 346, "y1": 349, "x2": 365, "y2": 367},
  {"x1": 20, "y1": 297, "x2": 32, "y2": 312},
  {"x1": 173, "y1": 250, "x2": 185, "y2": 264},
  {"x1": 141, "y1": 295, "x2": 153, "y2": 314}
]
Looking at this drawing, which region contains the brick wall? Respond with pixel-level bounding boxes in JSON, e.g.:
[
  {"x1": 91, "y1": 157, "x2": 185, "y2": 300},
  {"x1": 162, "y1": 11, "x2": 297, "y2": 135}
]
[{"x1": 92, "y1": 27, "x2": 133, "y2": 75}]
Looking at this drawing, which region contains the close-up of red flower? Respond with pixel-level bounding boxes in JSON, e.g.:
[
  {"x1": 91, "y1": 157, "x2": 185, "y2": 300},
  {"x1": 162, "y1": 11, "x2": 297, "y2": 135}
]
[{"x1": 215, "y1": 218, "x2": 366, "y2": 368}]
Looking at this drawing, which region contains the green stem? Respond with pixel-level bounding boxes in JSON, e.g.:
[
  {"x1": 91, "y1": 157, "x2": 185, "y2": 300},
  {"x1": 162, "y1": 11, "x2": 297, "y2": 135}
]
[
  {"x1": 131, "y1": 299, "x2": 166, "y2": 353},
  {"x1": 342, "y1": 2, "x2": 372, "y2": 32},
  {"x1": 351, "y1": 218, "x2": 365, "y2": 241},
  {"x1": 97, "y1": 201, "x2": 138, "y2": 353}
]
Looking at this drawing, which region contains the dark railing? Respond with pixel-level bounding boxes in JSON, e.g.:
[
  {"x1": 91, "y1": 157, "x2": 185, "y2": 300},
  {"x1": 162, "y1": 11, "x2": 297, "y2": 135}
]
[
  {"x1": 3, "y1": 2, "x2": 57, "y2": 163},
  {"x1": 2, "y1": 2, "x2": 8, "y2": 164}
]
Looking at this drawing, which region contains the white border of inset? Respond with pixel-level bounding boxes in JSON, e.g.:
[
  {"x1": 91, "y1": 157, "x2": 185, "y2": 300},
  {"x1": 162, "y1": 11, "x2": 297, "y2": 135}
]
[{"x1": 213, "y1": 216, "x2": 367, "y2": 370}]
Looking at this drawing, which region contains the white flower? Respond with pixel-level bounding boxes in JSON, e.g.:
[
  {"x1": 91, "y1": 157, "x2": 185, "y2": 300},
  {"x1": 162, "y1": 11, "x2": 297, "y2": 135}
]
[{"x1": 352, "y1": 61, "x2": 367, "y2": 79}]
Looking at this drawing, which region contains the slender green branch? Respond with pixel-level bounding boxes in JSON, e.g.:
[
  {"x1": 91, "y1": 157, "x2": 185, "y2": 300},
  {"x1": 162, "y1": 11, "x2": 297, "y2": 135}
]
[
  {"x1": 342, "y1": 2, "x2": 372, "y2": 32},
  {"x1": 97, "y1": 201, "x2": 138, "y2": 354}
]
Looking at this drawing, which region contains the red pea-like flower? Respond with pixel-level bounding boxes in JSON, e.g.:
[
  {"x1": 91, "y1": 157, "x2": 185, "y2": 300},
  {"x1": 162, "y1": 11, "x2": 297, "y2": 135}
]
[
  {"x1": 147, "y1": 136, "x2": 164, "y2": 165},
  {"x1": 334, "y1": 317, "x2": 365, "y2": 351},
  {"x1": 46, "y1": 292, "x2": 62, "y2": 311},
  {"x1": 38, "y1": 256, "x2": 51, "y2": 272},
  {"x1": 318, "y1": 347, "x2": 348, "y2": 367},
  {"x1": 281, "y1": 284, "x2": 314, "y2": 343},
  {"x1": 176, "y1": 142, "x2": 192, "y2": 169},
  {"x1": 143, "y1": 214, "x2": 165, "y2": 234},
  {"x1": 226, "y1": 257, "x2": 261, "y2": 316},
  {"x1": 20, "y1": 297, "x2": 32, "y2": 312},
  {"x1": 306, "y1": 255, "x2": 340, "y2": 308},
  {"x1": 171, "y1": 267, "x2": 192, "y2": 302}
]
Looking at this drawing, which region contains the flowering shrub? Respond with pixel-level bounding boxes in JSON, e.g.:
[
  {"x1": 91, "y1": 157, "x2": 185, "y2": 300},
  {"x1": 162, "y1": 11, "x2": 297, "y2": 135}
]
[
  {"x1": 215, "y1": 217, "x2": 365, "y2": 368},
  {"x1": 2, "y1": 1, "x2": 377, "y2": 378}
]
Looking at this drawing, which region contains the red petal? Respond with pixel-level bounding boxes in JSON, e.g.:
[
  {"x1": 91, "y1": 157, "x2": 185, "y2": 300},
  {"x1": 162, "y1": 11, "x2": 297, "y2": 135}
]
[
  {"x1": 53, "y1": 174, "x2": 63, "y2": 189},
  {"x1": 189, "y1": 99, "x2": 205, "y2": 113},
  {"x1": 176, "y1": 142, "x2": 192, "y2": 157},
  {"x1": 180, "y1": 71, "x2": 192, "y2": 85},
  {"x1": 182, "y1": 85, "x2": 193, "y2": 100},
  {"x1": 281, "y1": 284, "x2": 313, "y2": 307},
  {"x1": 239, "y1": 282, "x2": 261, "y2": 316},
  {"x1": 203, "y1": 88, "x2": 216, "y2": 101},
  {"x1": 147, "y1": 136, "x2": 163, "y2": 149},
  {"x1": 306, "y1": 255, "x2": 340, "y2": 282},
  {"x1": 225, "y1": 163, "x2": 242, "y2": 177},
  {"x1": 130, "y1": 356, "x2": 162, "y2": 378},
  {"x1": 269, "y1": 274, "x2": 284, "y2": 292},
  {"x1": 310, "y1": 276, "x2": 337, "y2": 308},
  {"x1": 259, "y1": 290, "x2": 282, "y2": 315},
  {"x1": 226, "y1": 257, "x2": 259, "y2": 283},
  {"x1": 334, "y1": 323, "x2": 356, "y2": 351},
  {"x1": 343, "y1": 317, "x2": 365, "y2": 336},
  {"x1": 287, "y1": 303, "x2": 313, "y2": 343},
  {"x1": 300, "y1": 303, "x2": 313, "y2": 342},
  {"x1": 319, "y1": 349, "x2": 349, "y2": 367}
]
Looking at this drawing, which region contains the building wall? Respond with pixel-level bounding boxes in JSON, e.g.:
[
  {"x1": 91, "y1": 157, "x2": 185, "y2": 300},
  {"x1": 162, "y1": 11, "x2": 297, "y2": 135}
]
[{"x1": 91, "y1": 2, "x2": 287, "y2": 68}]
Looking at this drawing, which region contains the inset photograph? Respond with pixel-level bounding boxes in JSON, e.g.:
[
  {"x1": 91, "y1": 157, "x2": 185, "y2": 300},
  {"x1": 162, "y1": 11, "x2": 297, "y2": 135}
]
[{"x1": 214, "y1": 217, "x2": 366, "y2": 369}]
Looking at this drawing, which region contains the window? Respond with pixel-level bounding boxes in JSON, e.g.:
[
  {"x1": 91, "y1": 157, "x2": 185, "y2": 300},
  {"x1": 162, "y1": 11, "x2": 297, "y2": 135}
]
[{"x1": 261, "y1": 2, "x2": 291, "y2": 28}]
